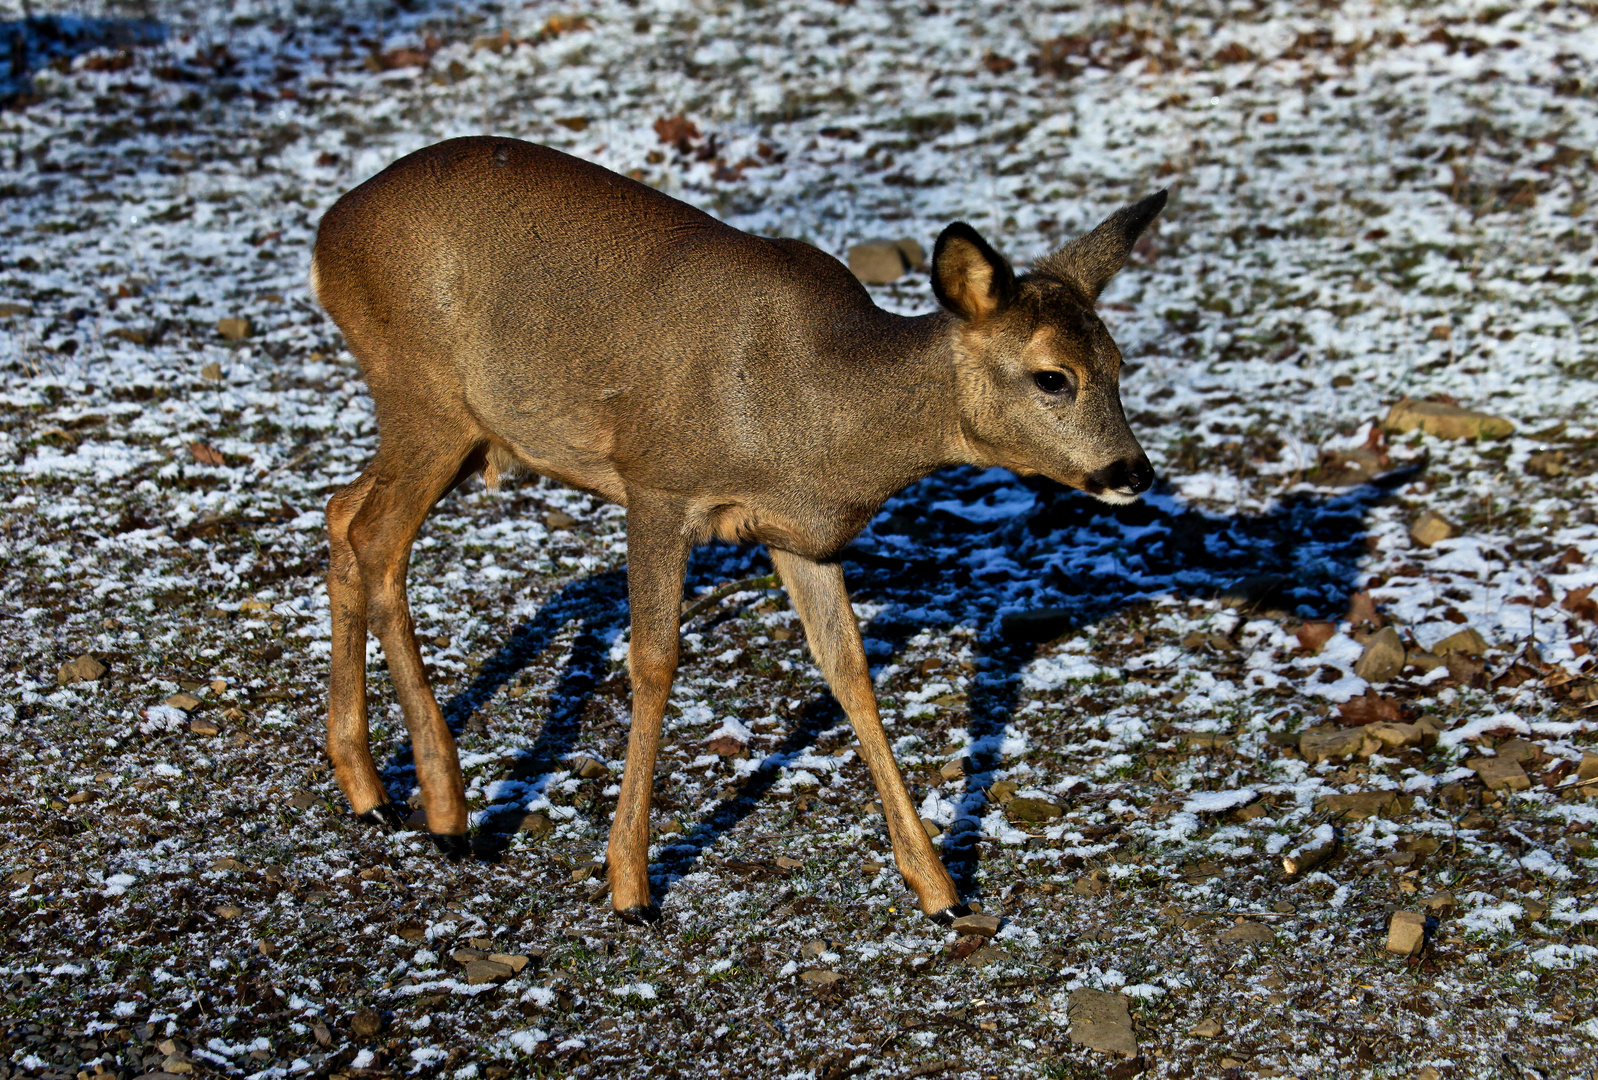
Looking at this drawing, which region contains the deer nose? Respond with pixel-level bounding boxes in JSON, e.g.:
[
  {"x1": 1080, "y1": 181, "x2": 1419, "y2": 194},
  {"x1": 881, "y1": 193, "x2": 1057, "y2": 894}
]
[{"x1": 1090, "y1": 454, "x2": 1154, "y2": 496}]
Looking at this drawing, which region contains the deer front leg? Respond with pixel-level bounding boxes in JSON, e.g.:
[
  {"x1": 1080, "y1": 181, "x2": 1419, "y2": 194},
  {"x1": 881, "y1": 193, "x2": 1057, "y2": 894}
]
[
  {"x1": 769, "y1": 549, "x2": 966, "y2": 922},
  {"x1": 607, "y1": 493, "x2": 690, "y2": 923}
]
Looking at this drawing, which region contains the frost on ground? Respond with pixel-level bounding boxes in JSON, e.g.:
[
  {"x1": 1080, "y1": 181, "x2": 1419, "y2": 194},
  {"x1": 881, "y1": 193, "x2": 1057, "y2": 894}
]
[{"x1": 2, "y1": 0, "x2": 1596, "y2": 1078}]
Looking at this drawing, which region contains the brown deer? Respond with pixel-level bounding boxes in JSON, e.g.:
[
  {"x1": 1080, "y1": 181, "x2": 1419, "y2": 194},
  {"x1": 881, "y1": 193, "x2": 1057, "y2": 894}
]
[{"x1": 311, "y1": 136, "x2": 1163, "y2": 924}]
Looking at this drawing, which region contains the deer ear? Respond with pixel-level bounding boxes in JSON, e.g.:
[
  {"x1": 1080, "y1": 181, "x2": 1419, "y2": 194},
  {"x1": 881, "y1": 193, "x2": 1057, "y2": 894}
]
[
  {"x1": 932, "y1": 223, "x2": 1016, "y2": 322},
  {"x1": 1040, "y1": 190, "x2": 1168, "y2": 301}
]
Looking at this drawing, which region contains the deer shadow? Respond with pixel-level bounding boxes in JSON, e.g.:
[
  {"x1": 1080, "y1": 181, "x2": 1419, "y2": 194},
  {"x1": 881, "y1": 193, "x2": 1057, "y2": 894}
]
[{"x1": 388, "y1": 464, "x2": 1409, "y2": 901}]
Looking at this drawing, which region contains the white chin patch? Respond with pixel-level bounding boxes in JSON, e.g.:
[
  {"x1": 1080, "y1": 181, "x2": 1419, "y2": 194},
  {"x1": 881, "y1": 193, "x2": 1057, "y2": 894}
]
[{"x1": 1091, "y1": 488, "x2": 1141, "y2": 506}]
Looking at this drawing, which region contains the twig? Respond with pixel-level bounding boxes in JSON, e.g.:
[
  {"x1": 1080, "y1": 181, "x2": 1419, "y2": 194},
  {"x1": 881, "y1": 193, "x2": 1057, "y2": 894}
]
[{"x1": 680, "y1": 572, "x2": 780, "y2": 623}]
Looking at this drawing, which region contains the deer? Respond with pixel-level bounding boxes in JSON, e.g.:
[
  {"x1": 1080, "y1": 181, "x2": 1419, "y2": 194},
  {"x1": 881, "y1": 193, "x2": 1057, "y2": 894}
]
[{"x1": 310, "y1": 136, "x2": 1163, "y2": 924}]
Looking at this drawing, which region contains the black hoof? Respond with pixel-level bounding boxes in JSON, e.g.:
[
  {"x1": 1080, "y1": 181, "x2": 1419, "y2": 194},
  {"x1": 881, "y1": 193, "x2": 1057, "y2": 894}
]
[
  {"x1": 359, "y1": 804, "x2": 409, "y2": 832},
  {"x1": 430, "y1": 832, "x2": 472, "y2": 861},
  {"x1": 928, "y1": 903, "x2": 972, "y2": 926},
  {"x1": 616, "y1": 904, "x2": 661, "y2": 925}
]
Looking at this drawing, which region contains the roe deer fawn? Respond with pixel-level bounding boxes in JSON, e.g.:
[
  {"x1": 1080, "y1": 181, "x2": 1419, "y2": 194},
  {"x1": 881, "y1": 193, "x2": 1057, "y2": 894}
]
[{"x1": 312, "y1": 136, "x2": 1163, "y2": 923}]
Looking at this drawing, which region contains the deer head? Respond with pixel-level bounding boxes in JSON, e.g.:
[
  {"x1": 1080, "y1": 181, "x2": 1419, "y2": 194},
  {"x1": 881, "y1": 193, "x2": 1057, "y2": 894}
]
[{"x1": 932, "y1": 191, "x2": 1167, "y2": 504}]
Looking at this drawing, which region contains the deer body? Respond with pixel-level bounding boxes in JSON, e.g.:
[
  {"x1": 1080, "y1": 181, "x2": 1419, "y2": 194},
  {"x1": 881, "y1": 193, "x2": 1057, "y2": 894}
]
[{"x1": 313, "y1": 136, "x2": 1163, "y2": 922}]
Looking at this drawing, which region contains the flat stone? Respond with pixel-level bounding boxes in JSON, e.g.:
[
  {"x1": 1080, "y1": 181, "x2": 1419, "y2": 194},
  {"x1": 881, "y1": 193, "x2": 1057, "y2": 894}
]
[
  {"x1": 1067, "y1": 988, "x2": 1138, "y2": 1058},
  {"x1": 987, "y1": 780, "x2": 1019, "y2": 804},
  {"x1": 1190, "y1": 1017, "x2": 1224, "y2": 1038},
  {"x1": 488, "y1": 952, "x2": 530, "y2": 972},
  {"x1": 452, "y1": 948, "x2": 487, "y2": 963},
  {"x1": 964, "y1": 945, "x2": 1012, "y2": 968},
  {"x1": 214, "y1": 904, "x2": 243, "y2": 919},
  {"x1": 1386, "y1": 910, "x2": 1428, "y2": 955},
  {"x1": 1433, "y1": 628, "x2": 1488, "y2": 656},
  {"x1": 164, "y1": 691, "x2": 202, "y2": 711},
  {"x1": 799, "y1": 969, "x2": 844, "y2": 986},
  {"x1": 189, "y1": 718, "x2": 220, "y2": 736},
  {"x1": 216, "y1": 316, "x2": 253, "y2": 340},
  {"x1": 1416, "y1": 1067, "x2": 1443, "y2": 1080},
  {"x1": 1006, "y1": 797, "x2": 1065, "y2": 822},
  {"x1": 463, "y1": 958, "x2": 515, "y2": 984},
  {"x1": 799, "y1": 939, "x2": 833, "y2": 959},
  {"x1": 1410, "y1": 511, "x2": 1456, "y2": 547},
  {"x1": 1365, "y1": 722, "x2": 1425, "y2": 751},
  {"x1": 940, "y1": 756, "x2": 975, "y2": 781},
  {"x1": 1299, "y1": 728, "x2": 1368, "y2": 763},
  {"x1": 1315, "y1": 791, "x2": 1413, "y2": 821},
  {"x1": 1467, "y1": 757, "x2": 1530, "y2": 792},
  {"x1": 949, "y1": 913, "x2": 1001, "y2": 937},
  {"x1": 350, "y1": 1007, "x2": 384, "y2": 1040},
  {"x1": 1073, "y1": 871, "x2": 1109, "y2": 896},
  {"x1": 1352, "y1": 627, "x2": 1406, "y2": 683},
  {"x1": 517, "y1": 812, "x2": 554, "y2": 837},
  {"x1": 920, "y1": 817, "x2": 943, "y2": 839},
  {"x1": 544, "y1": 509, "x2": 577, "y2": 530},
  {"x1": 1385, "y1": 397, "x2": 1514, "y2": 440},
  {"x1": 1407, "y1": 650, "x2": 1445, "y2": 672},
  {"x1": 1218, "y1": 921, "x2": 1274, "y2": 945},
  {"x1": 58, "y1": 653, "x2": 107, "y2": 685},
  {"x1": 288, "y1": 790, "x2": 317, "y2": 810},
  {"x1": 211, "y1": 856, "x2": 246, "y2": 871},
  {"x1": 1578, "y1": 754, "x2": 1598, "y2": 781},
  {"x1": 571, "y1": 755, "x2": 610, "y2": 779},
  {"x1": 1493, "y1": 738, "x2": 1541, "y2": 764},
  {"x1": 1420, "y1": 891, "x2": 1456, "y2": 913},
  {"x1": 847, "y1": 239, "x2": 909, "y2": 284}
]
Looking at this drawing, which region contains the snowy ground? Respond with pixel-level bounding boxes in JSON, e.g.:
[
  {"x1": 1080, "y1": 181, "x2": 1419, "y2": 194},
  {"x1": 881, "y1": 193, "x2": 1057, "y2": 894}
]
[{"x1": 3, "y1": 0, "x2": 1597, "y2": 1077}]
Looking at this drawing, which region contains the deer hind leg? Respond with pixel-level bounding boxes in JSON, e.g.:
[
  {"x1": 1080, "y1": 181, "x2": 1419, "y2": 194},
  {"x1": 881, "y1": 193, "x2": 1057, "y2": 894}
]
[
  {"x1": 347, "y1": 433, "x2": 484, "y2": 859},
  {"x1": 606, "y1": 492, "x2": 691, "y2": 922},
  {"x1": 769, "y1": 549, "x2": 966, "y2": 922},
  {"x1": 326, "y1": 469, "x2": 405, "y2": 828}
]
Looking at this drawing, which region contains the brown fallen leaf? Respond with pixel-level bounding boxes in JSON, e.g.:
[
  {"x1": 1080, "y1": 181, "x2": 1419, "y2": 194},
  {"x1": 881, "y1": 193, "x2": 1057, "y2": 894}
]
[
  {"x1": 654, "y1": 114, "x2": 700, "y2": 148},
  {"x1": 704, "y1": 736, "x2": 746, "y2": 757},
  {"x1": 189, "y1": 442, "x2": 225, "y2": 466}
]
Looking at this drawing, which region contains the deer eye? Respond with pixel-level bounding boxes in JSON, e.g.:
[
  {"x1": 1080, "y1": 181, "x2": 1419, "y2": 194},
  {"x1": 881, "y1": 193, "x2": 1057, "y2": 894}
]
[{"x1": 1033, "y1": 369, "x2": 1070, "y2": 395}]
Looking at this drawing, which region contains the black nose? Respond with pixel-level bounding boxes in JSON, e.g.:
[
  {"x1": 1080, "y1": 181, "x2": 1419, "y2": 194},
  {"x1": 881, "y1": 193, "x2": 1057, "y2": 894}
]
[{"x1": 1089, "y1": 454, "x2": 1155, "y2": 495}]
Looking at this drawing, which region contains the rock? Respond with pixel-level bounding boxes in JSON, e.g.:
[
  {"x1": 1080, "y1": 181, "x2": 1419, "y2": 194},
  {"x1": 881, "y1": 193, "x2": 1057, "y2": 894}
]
[
  {"x1": 1315, "y1": 791, "x2": 1412, "y2": 821},
  {"x1": 1190, "y1": 1017, "x2": 1224, "y2": 1038},
  {"x1": 891, "y1": 238, "x2": 925, "y2": 269},
  {"x1": 1299, "y1": 728, "x2": 1368, "y2": 763},
  {"x1": 488, "y1": 952, "x2": 531, "y2": 972},
  {"x1": 544, "y1": 510, "x2": 578, "y2": 530},
  {"x1": 860, "y1": 860, "x2": 886, "y2": 875},
  {"x1": 999, "y1": 607, "x2": 1073, "y2": 642},
  {"x1": 288, "y1": 790, "x2": 317, "y2": 810},
  {"x1": 847, "y1": 239, "x2": 910, "y2": 284},
  {"x1": 987, "y1": 780, "x2": 1019, "y2": 804},
  {"x1": 1466, "y1": 757, "x2": 1530, "y2": 792},
  {"x1": 800, "y1": 939, "x2": 833, "y2": 959},
  {"x1": 464, "y1": 958, "x2": 515, "y2": 984},
  {"x1": 950, "y1": 913, "x2": 1001, "y2": 937},
  {"x1": 1416, "y1": 1067, "x2": 1442, "y2": 1080},
  {"x1": 162, "y1": 1054, "x2": 194, "y2": 1074},
  {"x1": 1006, "y1": 797, "x2": 1065, "y2": 822},
  {"x1": 1364, "y1": 722, "x2": 1425, "y2": 751},
  {"x1": 350, "y1": 1008, "x2": 384, "y2": 1040},
  {"x1": 158, "y1": 1039, "x2": 188, "y2": 1057},
  {"x1": 1578, "y1": 754, "x2": 1598, "y2": 782},
  {"x1": 517, "y1": 812, "x2": 554, "y2": 837},
  {"x1": 1407, "y1": 650, "x2": 1445, "y2": 672},
  {"x1": 469, "y1": 936, "x2": 494, "y2": 949},
  {"x1": 1296, "y1": 621, "x2": 1337, "y2": 653},
  {"x1": 211, "y1": 856, "x2": 247, "y2": 871},
  {"x1": 775, "y1": 855, "x2": 803, "y2": 869},
  {"x1": 0, "y1": 302, "x2": 32, "y2": 317},
  {"x1": 572, "y1": 755, "x2": 610, "y2": 780},
  {"x1": 1384, "y1": 397, "x2": 1514, "y2": 440},
  {"x1": 1066, "y1": 988, "x2": 1138, "y2": 1058},
  {"x1": 1282, "y1": 825, "x2": 1338, "y2": 875},
  {"x1": 189, "y1": 718, "x2": 220, "y2": 736},
  {"x1": 396, "y1": 923, "x2": 426, "y2": 942},
  {"x1": 1073, "y1": 870, "x2": 1109, "y2": 896},
  {"x1": 164, "y1": 691, "x2": 201, "y2": 711},
  {"x1": 199, "y1": 361, "x2": 224, "y2": 381},
  {"x1": 920, "y1": 817, "x2": 943, "y2": 839},
  {"x1": 1352, "y1": 627, "x2": 1406, "y2": 683},
  {"x1": 1444, "y1": 651, "x2": 1488, "y2": 687},
  {"x1": 216, "y1": 316, "x2": 253, "y2": 340},
  {"x1": 58, "y1": 653, "x2": 107, "y2": 685},
  {"x1": 964, "y1": 945, "x2": 1012, "y2": 967},
  {"x1": 1386, "y1": 910, "x2": 1428, "y2": 955},
  {"x1": 1493, "y1": 738, "x2": 1542, "y2": 764},
  {"x1": 1185, "y1": 732, "x2": 1233, "y2": 749},
  {"x1": 214, "y1": 904, "x2": 243, "y2": 919},
  {"x1": 1410, "y1": 511, "x2": 1456, "y2": 547},
  {"x1": 452, "y1": 948, "x2": 487, "y2": 963},
  {"x1": 1420, "y1": 891, "x2": 1456, "y2": 913},
  {"x1": 658, "y1": 819, "x2": 685, "y2": 835},
  {"x1": 1432, "y1": 628, "x2": 1488, "y2": 656},
  {"x1": 66, "y1": 789, "x2": 94, "y2": 804},
  {"x1": 1218, "y1": 920, "x2": 1274, "y2": 945},
  {"x1": 570, "y1": 861, "x2": 604, "y2": 882},
  {"x1": 799, "y1": 969, "x2": 844, "y2": 986},
  {"x1": 940, "y1": 756, "x2": 974, "y2": 781},
  {"x1": 1526, "y1": 450, "x2": 1567, "y2": 478}
]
